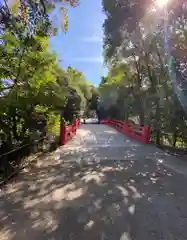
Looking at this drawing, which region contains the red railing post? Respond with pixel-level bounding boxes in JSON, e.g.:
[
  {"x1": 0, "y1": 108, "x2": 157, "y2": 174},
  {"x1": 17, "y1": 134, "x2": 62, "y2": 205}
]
[
  {"x1": 60, "y1": 119, "x2": 80, "y2": 146},
  {"x1": 142, "y1": 125, "x2": 150, "y2": 144},
  {"x1": 60, "y1": 123, "x2": 67, "y2": 145},
  {"x1": 101, "y1": 118, "x2": 150, "y2": 144},
  {"x1": 107, "y1": 117, "x2": 110, "y2": 125},
  {"x1": 72, "y1": 121, "x2": 75, "y2": 135},
  {"x1": 123, "y1": 120, "x2": 129, "y2": 135},
  {"x1": 73, "y1": 120, "x2": 77, "y2": 135}
]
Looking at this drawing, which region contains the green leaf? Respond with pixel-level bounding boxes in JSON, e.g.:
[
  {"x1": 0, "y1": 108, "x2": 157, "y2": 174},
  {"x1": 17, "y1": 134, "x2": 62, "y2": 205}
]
[{"x1": 9, "y1": 0, "x2": 21, "y2": 16}]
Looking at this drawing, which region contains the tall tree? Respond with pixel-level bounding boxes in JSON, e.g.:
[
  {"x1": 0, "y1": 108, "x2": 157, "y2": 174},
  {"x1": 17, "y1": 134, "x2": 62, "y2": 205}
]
[{"x1": 101, "y1": 0, "x2": 187, "y2": 147}]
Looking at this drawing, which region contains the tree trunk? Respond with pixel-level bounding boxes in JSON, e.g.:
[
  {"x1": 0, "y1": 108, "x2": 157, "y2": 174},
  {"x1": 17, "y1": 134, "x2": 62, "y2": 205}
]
[
  {"x1": 139, "y1": 108, "x2": 145, "y2": 126},
  {"x1": 155, "y1": 98, "x2": 161, "y2": 145},
  {"x1": 172, "y1": 131, "x2": 177, "y2": 147},
  {"x1": 138, "y1": 95, "x2": 145, "y2": 125},
  {"x1": 156, "y1": 130, "x2": 161, "y2": 145},
  {"x1": 12, "y1": 115, "x2": 18, "y2": 141}
]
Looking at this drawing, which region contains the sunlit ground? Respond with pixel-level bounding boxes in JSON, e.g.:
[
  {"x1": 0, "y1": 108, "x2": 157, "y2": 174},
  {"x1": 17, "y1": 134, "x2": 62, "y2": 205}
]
[
  {"x1": 0, "y1": 156, "x2": 186, "y2": 240},
  {"x1": 1, "y1": 124, "x2": 187, "y2": 239}
]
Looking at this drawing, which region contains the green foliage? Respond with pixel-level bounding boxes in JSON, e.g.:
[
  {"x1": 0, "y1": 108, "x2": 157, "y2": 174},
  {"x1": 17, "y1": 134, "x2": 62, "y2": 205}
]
[
  {"x1": 6, "y1": 0, "x2": 79, "y2": 36},
  {"x1": 0, "y1": 33, "x2": 93, "y2": 149},
  {"x1": 61, "y1": 67, "x2": 98, "y2": 122},
  {"x1": 101, "y1": 1, "x2": 187, "y2": 147},
  {"x1": 47, "y1": 111, "x2": 61, "y2": 136},
  {"x1": 0, "y1": 0, "x2": 96, "y2": 153},
  {"x1": 0, "y1": 0, "x2": 100, "y2": 181},
  {"x1": 89, "y1": 86, "x2": 100, "y2": 111}
]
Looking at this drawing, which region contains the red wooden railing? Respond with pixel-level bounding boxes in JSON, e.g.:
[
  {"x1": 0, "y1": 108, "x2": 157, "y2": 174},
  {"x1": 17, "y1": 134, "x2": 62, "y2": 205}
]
[
  {"x1": 60, "y1": 119, "x2": 80, "y2": 145},
  {"x1": 100, "y1": 119, "x2": 150, "y2": 144}
]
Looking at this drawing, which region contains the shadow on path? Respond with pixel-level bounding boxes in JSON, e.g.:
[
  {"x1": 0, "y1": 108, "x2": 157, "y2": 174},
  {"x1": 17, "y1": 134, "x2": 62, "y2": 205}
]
[{"x1": 1, "y1": 152, "x2": 187, "y2": 240}]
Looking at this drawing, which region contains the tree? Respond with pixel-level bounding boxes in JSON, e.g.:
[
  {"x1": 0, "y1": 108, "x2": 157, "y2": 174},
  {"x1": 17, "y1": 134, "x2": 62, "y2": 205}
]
[
  {"x1": 101, "y1": 0, "x2": 187, "y2": 147},
  {"x1": 89, "y1": 86, "x2": 100, "y2": 111},
  {"x1": 0, "y1": 0, "x2": 95, "y2": 150}
]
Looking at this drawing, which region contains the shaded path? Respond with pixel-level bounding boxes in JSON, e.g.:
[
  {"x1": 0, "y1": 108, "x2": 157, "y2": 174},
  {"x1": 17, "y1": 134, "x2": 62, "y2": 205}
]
[{"x1": 1, "y1": 124, "x2": 187, "y2": 239}]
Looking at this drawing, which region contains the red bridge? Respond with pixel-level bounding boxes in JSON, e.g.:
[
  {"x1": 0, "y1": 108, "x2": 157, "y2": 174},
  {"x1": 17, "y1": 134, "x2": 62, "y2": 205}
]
[{"x1": 1, "y1": 120, "x2": 187, "y2": 239}]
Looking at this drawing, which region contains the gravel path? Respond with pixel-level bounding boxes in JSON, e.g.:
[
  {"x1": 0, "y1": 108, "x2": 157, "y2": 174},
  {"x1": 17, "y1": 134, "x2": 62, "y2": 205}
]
[{"x1": 1, "y1": 124, "x2": 187, "y2": 239}]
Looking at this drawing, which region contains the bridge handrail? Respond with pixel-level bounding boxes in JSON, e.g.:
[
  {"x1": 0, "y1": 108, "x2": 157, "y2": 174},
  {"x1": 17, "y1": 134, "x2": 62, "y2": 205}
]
[
  {"x1": 128, "y1": 123, "x2": 143, "y2": 135},
  {"x1": 60, "y1": 119, "x2": 80, "y2": 145},
  {"x1": 101, "y1": 119, "x2": 150, "y2": 144}
]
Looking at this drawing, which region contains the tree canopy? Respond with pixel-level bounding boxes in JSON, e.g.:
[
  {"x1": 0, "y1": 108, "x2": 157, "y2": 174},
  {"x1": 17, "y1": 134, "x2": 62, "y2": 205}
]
[
  {"x1": 0, "y1": 0, "x2": 97, "y2": 153},
  {"x1": 101, "y1": 0, "x2": 187, "y2": 147}
]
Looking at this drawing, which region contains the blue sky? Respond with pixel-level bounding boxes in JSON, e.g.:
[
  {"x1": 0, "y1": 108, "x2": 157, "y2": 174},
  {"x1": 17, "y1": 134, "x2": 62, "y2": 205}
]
[{"x1": 49, "y1": 0, "x2": 107, "y2": 86}]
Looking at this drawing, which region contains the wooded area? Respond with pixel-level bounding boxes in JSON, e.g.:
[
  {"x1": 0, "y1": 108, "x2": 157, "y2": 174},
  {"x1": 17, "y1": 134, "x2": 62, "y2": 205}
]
[
  {"x1": 99, "y1": 0, "x2": 187, "y2": 148},
  {"x1": 0, "y1": 0, "x2": 99, "y2": 178}
]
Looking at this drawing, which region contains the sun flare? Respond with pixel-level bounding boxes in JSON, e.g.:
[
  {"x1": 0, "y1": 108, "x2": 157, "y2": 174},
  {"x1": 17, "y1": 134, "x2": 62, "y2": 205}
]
[{"x1": 156, "y1": 0, "x2": 169, "y2": 8}]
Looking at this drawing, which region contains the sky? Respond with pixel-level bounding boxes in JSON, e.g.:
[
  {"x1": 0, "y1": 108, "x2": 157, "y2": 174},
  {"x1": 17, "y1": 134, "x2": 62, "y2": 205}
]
[{"x1": 49, "y1": 0, "x2": 107, "y2": 86}]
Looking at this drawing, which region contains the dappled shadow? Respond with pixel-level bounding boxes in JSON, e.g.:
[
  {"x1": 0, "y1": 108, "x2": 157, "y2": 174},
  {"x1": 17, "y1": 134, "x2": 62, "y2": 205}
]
[
  {"x1": 59, "y1": 146, "x2": 142, "y2": 162},
  {"x1": 1, "y1": 152, "x2": 187, "y2": 240},
  {"x1": 59, "y1": 124, "x2": 143, "y2": 162},
  {"x1": 1, "y1": 124, "x2": 187, "y2": 239},
  {"x1": 67, "y1": 124, "x2": 141, "y2": 148}
]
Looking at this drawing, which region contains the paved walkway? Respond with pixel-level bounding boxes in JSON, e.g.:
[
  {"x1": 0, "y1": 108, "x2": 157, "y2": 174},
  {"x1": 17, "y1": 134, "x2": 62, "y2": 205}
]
[{"x1": 1, "y1": 124, "x2": 187, "y2": 239}]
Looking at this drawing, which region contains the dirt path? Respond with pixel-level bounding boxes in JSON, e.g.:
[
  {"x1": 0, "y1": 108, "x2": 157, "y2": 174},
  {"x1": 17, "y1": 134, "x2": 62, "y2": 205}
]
[{"x1": 1, "y1": 124, "x2": 187, "y2": 239}]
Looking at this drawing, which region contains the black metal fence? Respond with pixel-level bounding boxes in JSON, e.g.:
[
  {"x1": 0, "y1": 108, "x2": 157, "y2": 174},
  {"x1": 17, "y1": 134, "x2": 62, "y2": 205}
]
[{"x1": 0, "y1": 135, "x2": 60, "y2": 183}]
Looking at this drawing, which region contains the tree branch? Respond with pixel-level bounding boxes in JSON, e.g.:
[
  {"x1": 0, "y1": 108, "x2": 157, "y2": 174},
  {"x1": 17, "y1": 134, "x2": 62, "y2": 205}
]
[{"x1": 15, "y1": 39, "x2": 27, "y2": 84}]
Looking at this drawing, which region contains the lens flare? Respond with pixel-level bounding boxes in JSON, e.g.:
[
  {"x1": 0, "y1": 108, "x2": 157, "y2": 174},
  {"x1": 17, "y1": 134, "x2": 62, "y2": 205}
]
[{"x1": 156, "y1": 0, "x2": 169, "y2": 8}]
